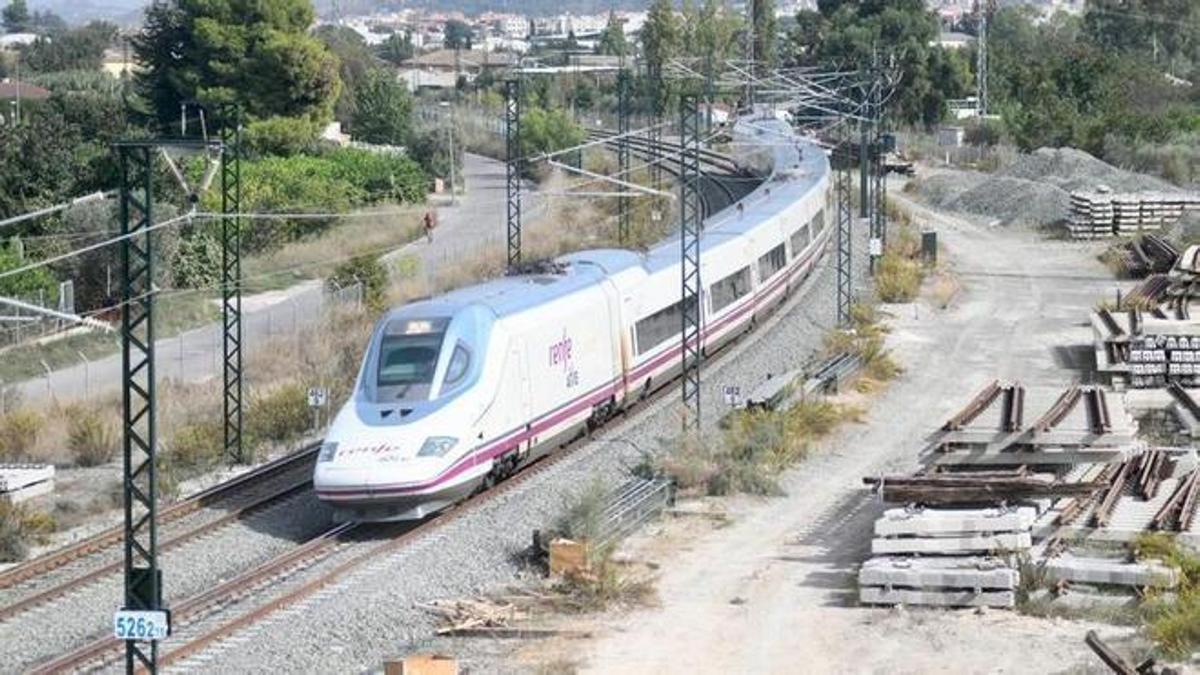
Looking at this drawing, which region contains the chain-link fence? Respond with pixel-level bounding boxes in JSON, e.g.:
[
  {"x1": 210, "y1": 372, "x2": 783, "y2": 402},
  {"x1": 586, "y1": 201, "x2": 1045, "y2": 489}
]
[{"x1": 5, "y1": 281, "x2": 364, "y2": 406}]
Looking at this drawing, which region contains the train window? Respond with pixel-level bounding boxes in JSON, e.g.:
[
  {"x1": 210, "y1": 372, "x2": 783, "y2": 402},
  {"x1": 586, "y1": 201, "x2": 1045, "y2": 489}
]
[
  {"x1": 790, "y1": 224, "x2": 810, "y2": 256},
  {"x1": 812, "y1": 208, "x2": 826, "y2": 234},
  {"x1": 758, "y1": 244, "x2": 786, "y2": 281},
  {"x1": 634, "y1": 297, "x2": 698, "y2": 356},
  {"x1": 377, "y1": 332, "x2": 445, "y2": 387},
  {"x1": 443, "y1": 344, "x2": 470, "y2": 387},
  {"x1": 710, "y1": 266, "x2": 751, "y2": 313}
]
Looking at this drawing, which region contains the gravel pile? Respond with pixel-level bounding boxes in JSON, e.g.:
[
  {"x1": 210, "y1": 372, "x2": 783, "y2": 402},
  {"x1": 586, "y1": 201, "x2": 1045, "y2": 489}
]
[
  {"x1": 913, "y1": 147, "x2": 1182, "y2": 227},
  {"x1": 167, "y1": 228, "x2": 870, "y2": 675}
]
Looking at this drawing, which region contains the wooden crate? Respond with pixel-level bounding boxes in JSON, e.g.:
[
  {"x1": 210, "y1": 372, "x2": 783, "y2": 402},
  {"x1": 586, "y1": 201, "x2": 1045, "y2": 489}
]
[
  {"x1": 384, "y1": 654, "x2": 458, "y2": 675},
  {"x1": 549, "y1": 538, "x2": 590, "y2": 577}
]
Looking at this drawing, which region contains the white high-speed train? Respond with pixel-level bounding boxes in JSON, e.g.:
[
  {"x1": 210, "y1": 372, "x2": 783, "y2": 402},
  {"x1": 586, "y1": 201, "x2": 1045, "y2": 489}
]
[{"x1": 314, "y1": 117, "x2": 834, "y2": 522}]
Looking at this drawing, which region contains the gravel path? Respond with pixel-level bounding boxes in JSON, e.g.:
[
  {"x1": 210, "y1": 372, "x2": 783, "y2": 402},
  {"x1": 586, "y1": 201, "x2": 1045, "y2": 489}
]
[{"x1": 158, "y1": 209, "x2": 868, "y2": 674}]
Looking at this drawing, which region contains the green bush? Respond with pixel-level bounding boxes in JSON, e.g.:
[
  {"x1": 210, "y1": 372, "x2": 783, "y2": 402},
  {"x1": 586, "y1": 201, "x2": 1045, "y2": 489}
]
[
  {"x1": 0, "y1": 501, "x2": 55, "y2": 562},
  {"x1": 329, "y1": 255, "x2": 388, "y2": 310},
  {"x1": 0, "y1": 409, "x2": 43, "y2": 462},
  {"x1": 0, "y1": 243, "x2": 59, "y2": 306},
  {"x1": 875, "y1": 252, "x2": 923, "y2": 303},
  {"x1": 66, "y1": 406, "x2": 117, "y2": 467},
  {"x1": 171, "y1": 232, "x2": 223, "y2": 289},
  {"x1": 1134, "y1": 533, "x2": 1200, "y2": 658},
  {"x1": 168, "y1": 419, "x2": 225, "y2": 471},
  {"x1": 243, "y1": 115, "x2": 323, "y2": 157},
  {"x1": 201, "y1": 149, "x2": 426, "y2": 254},
  {"x1": 247, "y1": 383, "x2": 312, "y2": 447}
]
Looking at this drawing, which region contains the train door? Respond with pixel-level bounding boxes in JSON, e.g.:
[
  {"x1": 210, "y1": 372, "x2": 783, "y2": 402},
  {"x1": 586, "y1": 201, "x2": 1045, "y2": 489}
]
[
  {"x1": 511, "y1": 343, "x2": 534, "y2": 457},
  {"x1": 598, "y1": 278, "x2": 628, "y2": 405}
]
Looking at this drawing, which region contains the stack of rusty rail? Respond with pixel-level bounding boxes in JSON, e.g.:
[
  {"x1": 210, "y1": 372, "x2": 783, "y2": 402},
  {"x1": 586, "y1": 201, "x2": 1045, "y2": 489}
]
[
  {"x1": 935, "y1": 382, "x2": 1133, "y2": 461},
  {"x1": 856, "y1": 380, "x2": 1168, "y2": 610},
  {"x1": 1107, "y1": 235, "x2": 1180, "y2": 279}
]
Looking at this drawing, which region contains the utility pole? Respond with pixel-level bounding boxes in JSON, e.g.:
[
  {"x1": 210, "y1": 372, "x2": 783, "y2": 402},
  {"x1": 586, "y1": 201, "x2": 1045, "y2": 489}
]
[
  {"x1": 113, "y1": 136, "x2": 220, "y2": 672},
  {"x1": 679, "y1": 94, "x2": 702, "y2": 431},
  {"x1": 976, "y1": 0, "x2": 990, "y2": 118},
  {"x1": 505, "y1": 78, "x2": 522, "y2": 268},
  {"x1": 219, "y1": 107, "x2": 244, "y2": 464},
  {"x1": 617, "y1": 69, "x2": 631, "y2": 245},
  {"x1": 835, "y1": 125, "x2": 854, "y2": 328},
  {"x1": 447, "y1": 116, "x2": 457, "y2": 205},
  {"x1": 114, "y1": 142, "x2": 162, "y2": 673}
]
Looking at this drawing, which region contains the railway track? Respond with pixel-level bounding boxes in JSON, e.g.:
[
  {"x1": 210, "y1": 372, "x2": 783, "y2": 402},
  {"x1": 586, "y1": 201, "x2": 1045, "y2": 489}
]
[
  {"x1": 0, "y1": 446, "x2": 319, "y2": 623},
  {"x1": 584, "y1": 129, "x2": 757, "y2": 217},
  {"x1": 18, "y1": 125, "x2": 798, "y2": 672},
  {"x1": 32, "y1": 393, "x2": 673, "y2": 673},
  {"x1": 31, "y1": 211, "x2": 828, "y2": 673}
]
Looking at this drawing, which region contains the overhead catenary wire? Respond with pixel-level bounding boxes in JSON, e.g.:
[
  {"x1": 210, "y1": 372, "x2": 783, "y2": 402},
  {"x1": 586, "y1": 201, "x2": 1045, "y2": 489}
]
[{"x1": 0, "y1": 192, "x2": 113, "y2": 233}]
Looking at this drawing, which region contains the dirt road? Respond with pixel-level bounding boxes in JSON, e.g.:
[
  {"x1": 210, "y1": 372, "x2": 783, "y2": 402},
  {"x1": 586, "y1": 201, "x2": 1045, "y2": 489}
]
[{"x1": 576, "y1": 197, "x2": 1135, "y2": 673}]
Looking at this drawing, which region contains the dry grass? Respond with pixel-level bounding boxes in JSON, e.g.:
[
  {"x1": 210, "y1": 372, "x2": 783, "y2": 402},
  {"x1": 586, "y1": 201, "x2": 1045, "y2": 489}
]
[
  {"x1": 929, "y1": 272, "x2": 962, "y2": 309},
  {"x1": 656, "y1": 396, "x2": 861, "y2": 498},
  {"x1": 1133, "y1": 533, "x2": 1200, "y2": 659},
  {"x1": 825, "y1": 304, "x2": 902, "y2": 385},
  {"x1": 875, "y1": 225, "x2": 926, "y2": 303},
  {"x1": 0, "y1": 501, "x2": 55, "y2": 562},
  {"x1": 241, "y1": 208, "x2": 423, "y2": 292},
  {"x1": 0, "y1": 409, "x2": 44, "y2": 463}
]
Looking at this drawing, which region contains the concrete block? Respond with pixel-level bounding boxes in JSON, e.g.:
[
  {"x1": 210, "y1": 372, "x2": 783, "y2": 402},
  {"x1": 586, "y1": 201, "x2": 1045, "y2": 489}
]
[
  {"x1": 1044, "y1": 557, "x2": 1178, "y2": 588},
  {"x1": 874, "y1": 507, "x2": 1036, "y2": 537},
  {"x1": 860, "y1": 586, "x2": 1015, "y2": 608},
  {"x1": 859, "y1": 556, "x2": 1018, "y2": 590},
  {"x1": 0, "y1": 479, "x2": 53, "y2": 504},
  {"x1": 0, "y1": 464, "x2": 55, "y2": 492},
  {"x1": 871, "y1": 532, "x2": 1031, "y2": 555},
  {"x1": 1026, "y1": 589, "x2": 1140, "y2": 610}
]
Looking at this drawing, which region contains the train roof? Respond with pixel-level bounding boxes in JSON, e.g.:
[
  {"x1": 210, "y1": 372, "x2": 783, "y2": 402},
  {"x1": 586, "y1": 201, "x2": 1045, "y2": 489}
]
[{"x1": 382, "y1": 118, "x2": 827, "y2": 324}]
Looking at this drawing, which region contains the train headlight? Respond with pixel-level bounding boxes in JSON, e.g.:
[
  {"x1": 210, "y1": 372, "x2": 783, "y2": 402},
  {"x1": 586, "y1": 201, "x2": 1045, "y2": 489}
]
[
  {"x1": 417, "y1": 436, "x2": 458, "y2": 458},
  {"x1": 317, "y1": 442, "x2": 339, "y2": 463}
]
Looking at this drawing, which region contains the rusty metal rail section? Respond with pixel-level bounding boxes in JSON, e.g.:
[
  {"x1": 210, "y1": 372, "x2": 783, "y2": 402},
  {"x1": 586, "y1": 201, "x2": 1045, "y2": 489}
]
[
  {"x1": 1083, "y1": 387, "x2": 1112, "y2": 435},
  {"x1": 1167, "y1": 382, "x2": 1200, "y2": 422},
  {"x1": 1090, "y1": 459, "x2": 1132, "y2": 528},
  {"x1": 942, "y1": 380, "x2": 1001, "y2": 431},
  {"x1": 1033, "y1": 386, "x2": 1082, "y2": 434},
  {"x1": 1000, "y1": 384, "x2": 1025, "y2": 432},
  {"x1": 1137, "y1": 449, "x2": 1167, "y2": 500},
  {"x1": 1097, "y1": 308, "x2": 1124, "y2": 338},
  {"x1": 0, "y1": 445, "x2": 319, "y2": 592},
  {"x1": 1150, "y1": 470, "x2": 1200, "y2": 532}
]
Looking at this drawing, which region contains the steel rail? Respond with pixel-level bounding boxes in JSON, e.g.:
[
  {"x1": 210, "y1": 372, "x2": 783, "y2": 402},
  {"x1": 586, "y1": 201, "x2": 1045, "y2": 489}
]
[
  {"x1": 0, "y1": 444, "x2": 318, "y2": 591},
  {"x1": 0, "y1": 478, "x2": 313, "y2": 622},
  {"x1": 27, "y1": 522, "x2": 359, "y2": 675},
  {"x1": 942, "y1": 380, "x2": 1001, "y2": 431}
]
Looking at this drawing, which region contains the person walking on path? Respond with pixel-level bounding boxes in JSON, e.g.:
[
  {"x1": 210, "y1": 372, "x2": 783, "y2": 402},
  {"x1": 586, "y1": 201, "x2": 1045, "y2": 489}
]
[{"x1": 423, "y1": 210, "x2": 435, "y2": 243}]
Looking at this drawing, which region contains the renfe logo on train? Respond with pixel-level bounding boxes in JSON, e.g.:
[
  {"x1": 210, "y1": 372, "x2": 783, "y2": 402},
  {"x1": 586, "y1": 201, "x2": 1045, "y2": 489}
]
[{"x1": 549, "y1": 331, "x2": 580, "y2": 388}]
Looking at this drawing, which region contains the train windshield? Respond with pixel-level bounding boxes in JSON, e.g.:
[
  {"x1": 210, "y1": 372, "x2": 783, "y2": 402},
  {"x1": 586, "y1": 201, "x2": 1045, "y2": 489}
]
[{"x1": 376, "y1": 318, "x2": 449, "y2": 391}]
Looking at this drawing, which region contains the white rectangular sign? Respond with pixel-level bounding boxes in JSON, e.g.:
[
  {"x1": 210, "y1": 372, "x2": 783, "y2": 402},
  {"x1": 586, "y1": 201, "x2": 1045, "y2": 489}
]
[{"x1": 113, "y1": 610, "x2": 170, "y2": 641}]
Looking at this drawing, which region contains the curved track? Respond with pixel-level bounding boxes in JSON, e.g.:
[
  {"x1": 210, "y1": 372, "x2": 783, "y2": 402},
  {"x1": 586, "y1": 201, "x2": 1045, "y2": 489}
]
[{"x1": 585, "y1": 129, "x2": 761, "y2": 217}]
